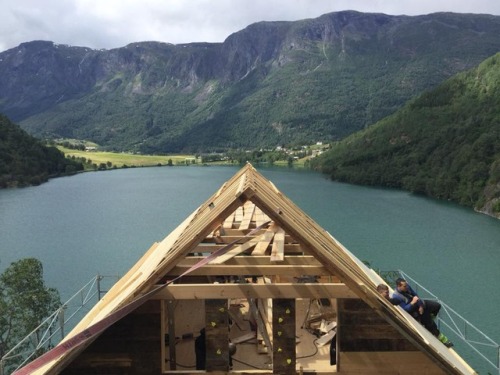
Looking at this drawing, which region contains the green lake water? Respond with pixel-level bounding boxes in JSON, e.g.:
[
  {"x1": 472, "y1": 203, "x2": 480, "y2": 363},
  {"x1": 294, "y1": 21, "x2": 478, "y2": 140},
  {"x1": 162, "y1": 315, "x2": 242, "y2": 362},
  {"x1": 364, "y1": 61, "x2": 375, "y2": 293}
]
[{"x1": 0, "y1": 165, "x2": 498, "y2": 373}]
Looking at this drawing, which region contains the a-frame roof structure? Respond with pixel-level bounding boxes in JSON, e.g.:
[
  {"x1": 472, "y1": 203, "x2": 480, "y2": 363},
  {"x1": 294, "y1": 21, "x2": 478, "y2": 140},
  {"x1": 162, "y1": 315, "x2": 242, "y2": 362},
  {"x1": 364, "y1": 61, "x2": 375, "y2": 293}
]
[{"x1": 23, "y1": 163, "x2": 475, "y2": 374}]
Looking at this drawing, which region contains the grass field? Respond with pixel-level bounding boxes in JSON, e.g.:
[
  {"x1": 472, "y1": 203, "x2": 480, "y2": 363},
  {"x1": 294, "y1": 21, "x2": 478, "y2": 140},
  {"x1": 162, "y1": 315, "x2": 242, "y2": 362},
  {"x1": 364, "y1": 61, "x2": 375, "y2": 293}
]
[
  {"x1": 58, "y1": 146, "x2": 312, "y2": 170},
  {"x1": 58, "y1": 147, "x2": 196, "y2": 168}
]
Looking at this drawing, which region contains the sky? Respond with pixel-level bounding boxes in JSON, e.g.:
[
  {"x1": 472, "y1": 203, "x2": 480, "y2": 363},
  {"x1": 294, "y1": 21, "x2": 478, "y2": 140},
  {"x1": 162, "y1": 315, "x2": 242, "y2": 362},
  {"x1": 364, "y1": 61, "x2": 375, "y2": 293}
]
[{"x1": 2, "y1": 0, "x2": 500, "y2": 53}]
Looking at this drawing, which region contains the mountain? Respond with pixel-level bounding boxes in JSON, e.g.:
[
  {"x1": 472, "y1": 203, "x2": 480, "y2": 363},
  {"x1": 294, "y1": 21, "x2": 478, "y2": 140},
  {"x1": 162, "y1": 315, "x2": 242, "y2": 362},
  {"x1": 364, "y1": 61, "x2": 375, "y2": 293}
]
[
  {"x1": 0, "y1": 114, "x2": 83, "y2": 187},
  {"x1": 311, "y1": 53, "x2": 500, "y2": 218},
  {"x1": 1, "y1": 11, "x2": 500, "y2": 153}
]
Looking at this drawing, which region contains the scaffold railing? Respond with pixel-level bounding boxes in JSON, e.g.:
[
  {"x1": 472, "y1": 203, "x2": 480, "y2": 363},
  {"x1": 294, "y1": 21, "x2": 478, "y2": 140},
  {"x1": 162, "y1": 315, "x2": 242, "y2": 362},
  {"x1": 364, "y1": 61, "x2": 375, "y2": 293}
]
[
  {"x1": 379, "y1": 269, "x2": 499, "y2": 375},
  {"x1": 0, "y1": 275, "x2": 118, "y2": 375}
]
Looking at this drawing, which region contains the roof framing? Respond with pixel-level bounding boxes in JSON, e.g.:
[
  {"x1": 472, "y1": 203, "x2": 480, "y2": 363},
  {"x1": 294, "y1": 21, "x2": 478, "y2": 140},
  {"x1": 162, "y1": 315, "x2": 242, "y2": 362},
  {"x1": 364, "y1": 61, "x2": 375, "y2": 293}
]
[{"x1": 23, "y1": 163, "x2": 475, "y2": 375}]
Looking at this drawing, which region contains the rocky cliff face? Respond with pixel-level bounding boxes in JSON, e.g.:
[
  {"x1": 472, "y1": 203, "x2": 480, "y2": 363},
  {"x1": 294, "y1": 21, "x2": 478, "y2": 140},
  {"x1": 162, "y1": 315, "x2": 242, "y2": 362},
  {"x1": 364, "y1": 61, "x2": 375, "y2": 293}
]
[
  {"x1": 0, "y1": 41, "x2": 94, "y2": 119},
  {"x1": 1, "y1": 11, "x2": 500, "y2": 152}
]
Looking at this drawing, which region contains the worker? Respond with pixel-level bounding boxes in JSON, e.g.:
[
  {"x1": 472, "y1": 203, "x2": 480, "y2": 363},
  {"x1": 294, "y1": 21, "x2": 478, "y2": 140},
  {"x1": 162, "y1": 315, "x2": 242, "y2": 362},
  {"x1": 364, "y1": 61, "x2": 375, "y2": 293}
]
[{"x1": 377, "y1": 283, "x2": 453, "y2": 348}]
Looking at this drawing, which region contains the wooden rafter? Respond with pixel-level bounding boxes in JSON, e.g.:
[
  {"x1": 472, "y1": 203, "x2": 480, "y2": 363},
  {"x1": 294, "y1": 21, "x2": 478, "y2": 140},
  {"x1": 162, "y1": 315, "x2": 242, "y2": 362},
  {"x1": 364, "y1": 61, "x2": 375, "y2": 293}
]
[{"x1": 34, "y1": 164, "x2": 474, "y2": 375}]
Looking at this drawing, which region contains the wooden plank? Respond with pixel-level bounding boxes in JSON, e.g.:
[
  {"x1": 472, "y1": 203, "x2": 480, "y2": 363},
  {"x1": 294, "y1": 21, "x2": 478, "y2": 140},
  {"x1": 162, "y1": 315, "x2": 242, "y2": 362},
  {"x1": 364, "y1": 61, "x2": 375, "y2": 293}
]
[
  {"x1": 167, "y1": 264, "x2": 329, "y2": 276},
  {"x1": 234, "y1": 206, "x2": 244, "y2": 223},
  {"x1": 316, "y1": 329, "x2": 336, "y2": 347},
  {"x1": 205, "y1": 233, "x2": 294, "y2": 244},
  {"x1": 191, "y1": 242, "x2": 305, "y2": 253},
  {"x1": 251, "y1": 222, "x2": 278, "y2": 255},
  {"x1": 209, "y1": 232, "x2": 269, "y2": 265},
  {"x1": 239, "y1": 201, "x2": 256, "y2": 230},
  {"x1": 208, "y1": 228, "x2": 248, "y2": 236},
  {"x1": 223, "y1": 210, "x2": 235, "y2": 229},
  {"x1": 231, "y1": 331, "x2": 256, "y2": 344},
  {"x1": 248, "y1": 298, "x2": 272, "y2": 353},
  {"x1": 178, "y1": 255, "x2": 323, "y2": 266},
  {"x1": 270, "y1": 226, "x2": 285, "y2": 261},
  {"x1": 258, "y1": 297, "x2": 272, "y2": 339},
  {"x1": 254, "y1": 206, "x2": 270, "y2": 227},
  {"x1": 188, "y1": 244, "x2": 227, "y2": 253},
  {"x1": 153, "y1": 283, "x2": 358, "y2": 300}
]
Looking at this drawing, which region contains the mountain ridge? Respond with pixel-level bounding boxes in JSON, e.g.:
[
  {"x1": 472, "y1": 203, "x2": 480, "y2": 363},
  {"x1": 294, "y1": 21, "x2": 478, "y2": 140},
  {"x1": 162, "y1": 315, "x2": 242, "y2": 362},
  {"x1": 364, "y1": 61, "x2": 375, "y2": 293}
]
[{"x1": 1, "y1": 11, "x2": 500, "y2": 152}]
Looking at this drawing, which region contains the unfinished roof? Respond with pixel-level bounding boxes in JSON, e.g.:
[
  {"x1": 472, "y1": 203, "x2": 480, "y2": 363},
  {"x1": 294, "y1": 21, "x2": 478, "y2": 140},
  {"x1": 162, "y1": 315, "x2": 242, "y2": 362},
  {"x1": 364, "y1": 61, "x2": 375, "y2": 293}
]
[{"x1": 18, "y1": 163, "x2": 476, "y2": 374}]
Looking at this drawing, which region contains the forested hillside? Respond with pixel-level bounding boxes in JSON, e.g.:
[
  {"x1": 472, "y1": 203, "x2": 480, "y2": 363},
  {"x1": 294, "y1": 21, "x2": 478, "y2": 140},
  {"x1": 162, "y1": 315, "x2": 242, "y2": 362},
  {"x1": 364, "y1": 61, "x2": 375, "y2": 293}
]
[
  {"x1": 0, "y1": 114, "x2": 83, "y2": 187},
  {"x1": 312, "y1": 53, "x2": 500, "y2": 217},
  {"x1": 1, "y1": 12, "x2": 500, "y2": 153}
]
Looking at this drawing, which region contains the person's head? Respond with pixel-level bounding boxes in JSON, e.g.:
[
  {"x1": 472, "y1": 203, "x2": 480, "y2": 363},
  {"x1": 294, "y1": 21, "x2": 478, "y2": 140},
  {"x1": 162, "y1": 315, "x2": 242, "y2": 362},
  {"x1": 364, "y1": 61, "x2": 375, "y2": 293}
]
[
  {"x1": 395, "y1": 278, "x2": 408, "y2": 292},
  {"x1": 376, "y1": 284, "x2": 390, "y2": 299}
]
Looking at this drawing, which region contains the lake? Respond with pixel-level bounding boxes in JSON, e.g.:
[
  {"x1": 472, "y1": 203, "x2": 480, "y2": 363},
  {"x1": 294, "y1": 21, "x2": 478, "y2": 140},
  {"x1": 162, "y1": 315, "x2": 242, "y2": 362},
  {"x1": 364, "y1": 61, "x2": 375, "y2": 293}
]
[{"x1": 0, "y1": 165, "x2": 499, "y2": 372}]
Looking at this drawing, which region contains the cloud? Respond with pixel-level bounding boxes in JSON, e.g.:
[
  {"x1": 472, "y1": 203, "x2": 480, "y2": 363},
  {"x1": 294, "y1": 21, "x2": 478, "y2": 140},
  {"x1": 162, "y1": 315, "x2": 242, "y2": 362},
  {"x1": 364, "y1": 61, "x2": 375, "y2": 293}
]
[{"x1": 1, "y1": 0, "x2": 500, "y2": 52}]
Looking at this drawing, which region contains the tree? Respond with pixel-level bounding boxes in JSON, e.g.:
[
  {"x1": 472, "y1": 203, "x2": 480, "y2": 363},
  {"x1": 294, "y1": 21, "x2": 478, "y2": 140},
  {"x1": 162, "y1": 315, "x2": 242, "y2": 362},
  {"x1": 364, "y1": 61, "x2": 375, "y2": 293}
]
[{"x1": 0, "y1": 258, "x2": 61, "y2": 360}]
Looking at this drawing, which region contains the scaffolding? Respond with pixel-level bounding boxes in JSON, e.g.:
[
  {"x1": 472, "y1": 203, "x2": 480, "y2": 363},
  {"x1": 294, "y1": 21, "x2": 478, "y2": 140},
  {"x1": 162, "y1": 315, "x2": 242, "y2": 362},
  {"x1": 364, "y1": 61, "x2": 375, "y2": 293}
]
[
  {"x1": 0, "y1": 275, "x2": 118, "y2": 375},
  {"x1": 380, "y1": 270, "x2": 500, "y2": 375}
]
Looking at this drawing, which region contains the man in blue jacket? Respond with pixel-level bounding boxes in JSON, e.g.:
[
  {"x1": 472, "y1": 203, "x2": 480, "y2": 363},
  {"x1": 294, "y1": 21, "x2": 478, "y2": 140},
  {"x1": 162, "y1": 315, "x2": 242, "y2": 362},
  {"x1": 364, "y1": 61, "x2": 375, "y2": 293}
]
[{"x1": 391, "y1": 278, "x2": 453, "y2": 348}]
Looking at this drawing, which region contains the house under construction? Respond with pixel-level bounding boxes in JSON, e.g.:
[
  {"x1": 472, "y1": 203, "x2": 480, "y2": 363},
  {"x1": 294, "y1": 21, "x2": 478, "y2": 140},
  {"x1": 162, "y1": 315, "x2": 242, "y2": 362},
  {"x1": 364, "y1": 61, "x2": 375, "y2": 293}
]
[{"x1": 17, "y1": 163, "x2": 477, "y2": 374}]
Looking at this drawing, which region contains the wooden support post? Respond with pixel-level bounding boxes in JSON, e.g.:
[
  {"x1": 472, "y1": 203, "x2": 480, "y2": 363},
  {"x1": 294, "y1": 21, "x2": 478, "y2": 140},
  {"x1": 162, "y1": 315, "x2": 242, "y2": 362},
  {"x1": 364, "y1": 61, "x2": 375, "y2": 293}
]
[
  {"x1": 273, "y1": 299, "x2": 296, "y2": 375},
  {"x1": 166, "y1": 300, "x2": 176, "y2": 370},
  {"x1": 248, "y1": 298, "x2": 272, "y2": 352},
  {"x1": 161, "y1": 301, "x2": 166, "y2": 372},
  {"x1": 205, "y1": 299, "x2": 230, "y2": 371}
]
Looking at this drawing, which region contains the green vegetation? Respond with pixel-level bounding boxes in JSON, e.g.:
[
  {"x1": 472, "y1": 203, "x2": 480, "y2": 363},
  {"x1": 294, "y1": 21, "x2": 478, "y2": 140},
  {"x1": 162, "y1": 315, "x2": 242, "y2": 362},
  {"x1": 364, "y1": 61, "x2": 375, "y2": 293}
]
[
  {"x1": 10, "y1": 13, "x2": 500, "y2": 154},
  {"x1": 57, "y1": 142, "x2": 324, "y2": 170},
  {"x1": 0, "y1": 114, "x2": 83, "y2": 188},
  {"x1": 21, "y1": 40, "x2": 484, "y2": 154},
  {"x1": 0, "y1": 258, "x2": 61, "y2": 371},
  {"x1": 312, "y1": 53, "x2": 500, "y2": 217},
  {"x1": 57, "y1": 146, "x2": 195, "y2": 170}
]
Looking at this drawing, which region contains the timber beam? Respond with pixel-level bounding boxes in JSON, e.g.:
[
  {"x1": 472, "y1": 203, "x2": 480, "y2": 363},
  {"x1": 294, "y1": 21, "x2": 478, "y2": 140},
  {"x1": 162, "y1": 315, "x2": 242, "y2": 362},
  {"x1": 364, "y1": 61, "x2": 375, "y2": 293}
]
[
  {"x1": 151, "y1": 283, "x2": 358, "y2": 300},
  {"x1": 167, "y1": 264, "x2": 329, "y2": 276},
  {"x1": 176, "y1": 255, "x2": 322, "y2": 266}
]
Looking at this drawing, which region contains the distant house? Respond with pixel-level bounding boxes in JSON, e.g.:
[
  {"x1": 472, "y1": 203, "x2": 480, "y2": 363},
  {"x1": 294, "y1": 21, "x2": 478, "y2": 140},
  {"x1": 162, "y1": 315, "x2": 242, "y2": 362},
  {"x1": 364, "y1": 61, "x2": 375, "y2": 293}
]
[{"x1": 312, "y1": 149, "x2": 324, "y2": 157}]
